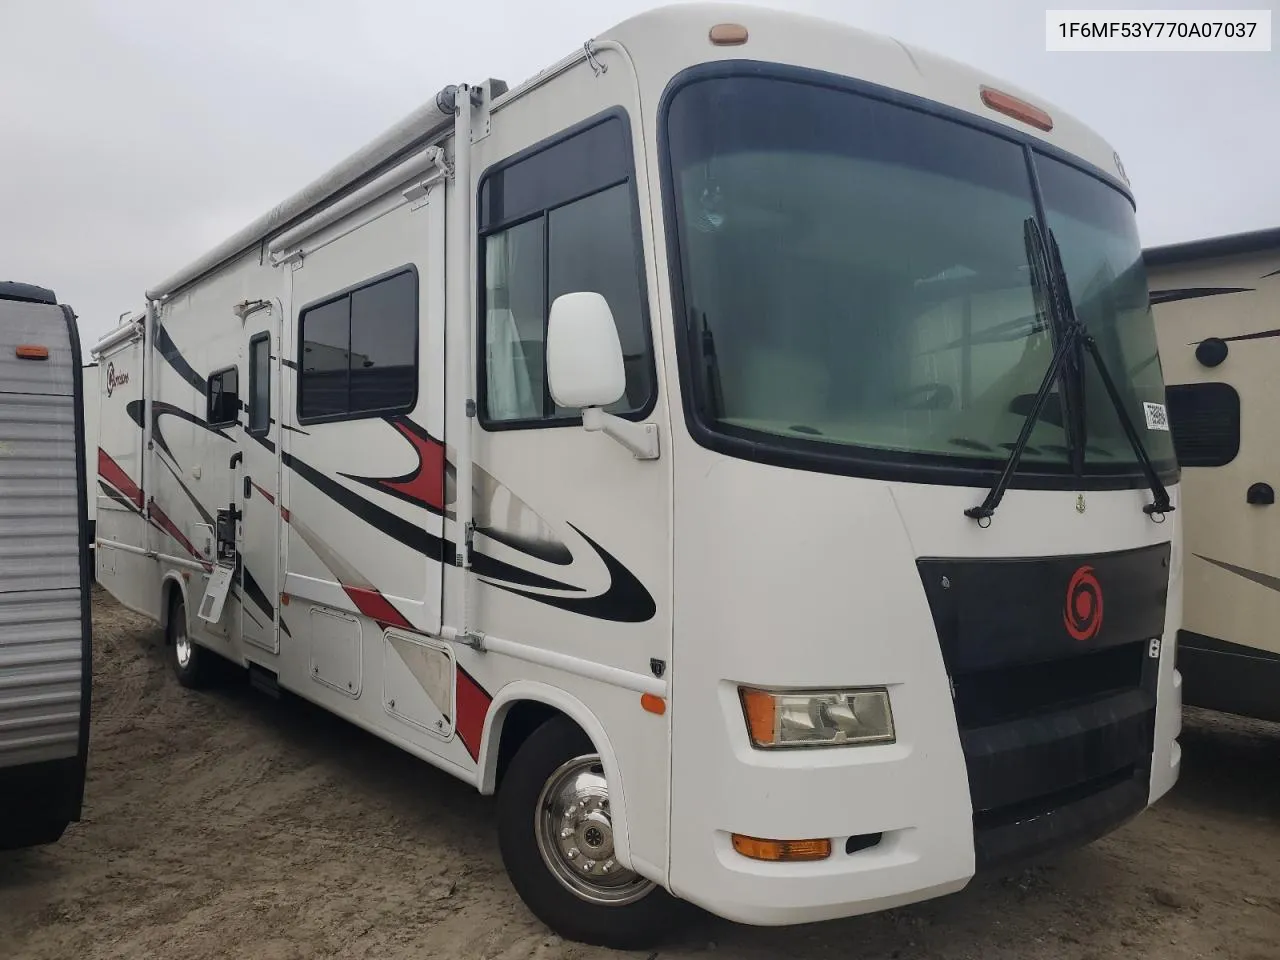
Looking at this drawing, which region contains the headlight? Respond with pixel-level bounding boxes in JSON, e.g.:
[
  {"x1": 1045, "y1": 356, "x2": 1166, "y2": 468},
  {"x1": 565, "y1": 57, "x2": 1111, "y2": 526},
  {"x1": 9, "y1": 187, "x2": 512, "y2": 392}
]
[{"x1": 738, "y1": 686, "x2": 895, "y2": 749}]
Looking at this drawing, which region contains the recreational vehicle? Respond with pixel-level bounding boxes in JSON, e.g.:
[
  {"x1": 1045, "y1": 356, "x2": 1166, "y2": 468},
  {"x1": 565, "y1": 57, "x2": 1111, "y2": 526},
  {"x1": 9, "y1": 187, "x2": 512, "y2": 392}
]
[
  {"x1": 90, "y1": 3, "x2": 1183, "y2": 946},
  {"x1": 1146, "y1": 226, "x2": 1280, "y2": 723},
  {"x1": 83, "y1": 358, "x2": 99, "y2": 558},
  {"x1": 0, "y1": 281, "x2": 93, "y2": 851}
]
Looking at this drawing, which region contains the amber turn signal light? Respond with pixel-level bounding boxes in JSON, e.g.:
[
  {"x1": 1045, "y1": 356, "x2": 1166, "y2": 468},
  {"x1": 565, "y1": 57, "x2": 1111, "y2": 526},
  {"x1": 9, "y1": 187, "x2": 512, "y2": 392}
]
[{"x1": 731, "y1": 834, "x2": 832, "y2": 862}]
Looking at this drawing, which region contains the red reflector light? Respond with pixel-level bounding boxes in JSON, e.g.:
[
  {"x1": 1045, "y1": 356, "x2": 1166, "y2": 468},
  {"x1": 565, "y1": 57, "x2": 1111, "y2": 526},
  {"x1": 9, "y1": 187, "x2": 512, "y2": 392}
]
[
  {"x1": 640, "y1": 693, "x2": 666, "y2": 715},
  {"x1": 15, "y1": 344, "x2": 49, "y2": 360},
  {"x1": 980, "y1": 86, "x2": 1053, "y2": 132}
]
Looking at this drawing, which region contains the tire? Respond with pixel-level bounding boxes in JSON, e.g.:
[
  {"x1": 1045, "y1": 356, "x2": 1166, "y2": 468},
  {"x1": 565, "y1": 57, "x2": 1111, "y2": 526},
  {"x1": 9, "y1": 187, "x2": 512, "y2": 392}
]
[
  {"x1": 166, "y1": 592, "x2": 214, "y2": 689},
  {"x1": 497, "y1": 716, "x2": 692, "y2": 949}
]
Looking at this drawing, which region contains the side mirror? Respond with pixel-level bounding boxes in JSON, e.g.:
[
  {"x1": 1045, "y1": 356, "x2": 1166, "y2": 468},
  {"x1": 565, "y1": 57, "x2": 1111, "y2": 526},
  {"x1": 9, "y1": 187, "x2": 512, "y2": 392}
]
[
  {"x1": 544, "y1": 291, "x2": 659, "y2": 460},
  {"x1": 546, "y1": 292, "x2": 626, "y2": 411}
]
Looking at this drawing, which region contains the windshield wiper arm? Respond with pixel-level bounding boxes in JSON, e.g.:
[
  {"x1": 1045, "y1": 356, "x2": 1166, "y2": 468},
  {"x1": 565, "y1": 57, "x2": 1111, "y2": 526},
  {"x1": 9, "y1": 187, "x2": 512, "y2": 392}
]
[
  {"x1": 963, "y1": 319, "x2": 1080, "y2": 524},
  {"x1": 965, "y1": 218, "x2": 1066, "y2": 525},
  {"x1": 1043, "y1": 230, "x2": 1174, "y2": 518},
  {"x1": 1076, "y1": 334, "x2": 1174, "y2": 516}
]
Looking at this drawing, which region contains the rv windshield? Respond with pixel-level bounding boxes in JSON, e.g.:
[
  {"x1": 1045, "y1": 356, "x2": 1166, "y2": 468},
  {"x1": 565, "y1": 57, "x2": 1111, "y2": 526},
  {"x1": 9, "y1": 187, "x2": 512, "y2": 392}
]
[{"x1": 663, "y1": 72, "x2": 1176, "y2": 482}]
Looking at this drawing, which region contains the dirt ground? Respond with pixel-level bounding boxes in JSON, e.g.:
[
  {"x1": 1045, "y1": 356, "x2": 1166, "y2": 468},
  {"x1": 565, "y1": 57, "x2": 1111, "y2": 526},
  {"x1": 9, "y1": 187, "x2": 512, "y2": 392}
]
[{"x1": 2, "y1": 589, "x2": 1278, "y2": 960}]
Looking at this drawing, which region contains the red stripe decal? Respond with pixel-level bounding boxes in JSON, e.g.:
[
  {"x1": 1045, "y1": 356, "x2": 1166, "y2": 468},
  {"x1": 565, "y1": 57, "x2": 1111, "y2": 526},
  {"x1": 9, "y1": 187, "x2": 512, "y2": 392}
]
[
  {"x1": 98, "y1": 448, "x2": 143, "y2": 507},
  {"x1": 339, "y1": 418, "x2": 445, "y2": 513},
  {"x1": 342, "y1": 585, "x2": 413, "y2": 631},
  {"x1": 454, "y1": 667, "x2": 491, "y2": 763},
  {"x1": 280, "y1": 506, "x2": 290, "y2": 522},
  {"x1": 251, "y1": 481, "x2": 276, "y2": 505},
  {"x1": 148, "y1": 500, "x2": 211, "y2": 570},
  {"x1": 384, "y1": 419, "x2": 446, "y2": 511}
]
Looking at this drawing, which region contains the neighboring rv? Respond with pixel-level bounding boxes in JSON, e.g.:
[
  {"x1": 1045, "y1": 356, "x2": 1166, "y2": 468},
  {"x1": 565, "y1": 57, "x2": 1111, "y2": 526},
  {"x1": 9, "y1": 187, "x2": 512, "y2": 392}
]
[
  {"x1": 90, "y1": 3, "x2": 1183, "y2": 947},
  {"x1": 1146, "y1": 226, "x2": 1280, "y2": 724},
  {"x1": 83, "y1": 359, "x2": 99, "y2": 557},
  {"x1": 0, "y1": 281, "x2": 93, "y2": 851}
]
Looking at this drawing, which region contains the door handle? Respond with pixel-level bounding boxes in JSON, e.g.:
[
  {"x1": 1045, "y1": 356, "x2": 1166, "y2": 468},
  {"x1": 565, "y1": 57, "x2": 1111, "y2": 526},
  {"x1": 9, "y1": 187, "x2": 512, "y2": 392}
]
[
  {"x1": 1247, "y1": 482, "x2": 1274, "y2": 506},
  {"x1": 244, "y1": 475, "x2": 252, "y2": 500}
]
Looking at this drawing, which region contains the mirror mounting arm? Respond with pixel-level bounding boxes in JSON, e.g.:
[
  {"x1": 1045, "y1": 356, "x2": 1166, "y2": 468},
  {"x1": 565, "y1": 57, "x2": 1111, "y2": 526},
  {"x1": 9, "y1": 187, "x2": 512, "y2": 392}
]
[{"x1": 582, "y1": 407, "x2": 660, "y2": 460}]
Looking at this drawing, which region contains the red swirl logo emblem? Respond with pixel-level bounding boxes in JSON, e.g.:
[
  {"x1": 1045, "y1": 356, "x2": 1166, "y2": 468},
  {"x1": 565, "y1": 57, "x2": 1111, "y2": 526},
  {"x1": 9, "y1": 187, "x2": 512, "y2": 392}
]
[{"x1": 1064, "y1": 564, "x2": 1103, "y2": 641}]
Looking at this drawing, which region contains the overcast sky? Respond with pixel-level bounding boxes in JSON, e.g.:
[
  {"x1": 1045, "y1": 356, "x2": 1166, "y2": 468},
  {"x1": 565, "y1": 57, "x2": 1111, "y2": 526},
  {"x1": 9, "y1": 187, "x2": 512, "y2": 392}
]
[{"x1": 3, "y1": 0, "x2": 1277, "y2": 344}]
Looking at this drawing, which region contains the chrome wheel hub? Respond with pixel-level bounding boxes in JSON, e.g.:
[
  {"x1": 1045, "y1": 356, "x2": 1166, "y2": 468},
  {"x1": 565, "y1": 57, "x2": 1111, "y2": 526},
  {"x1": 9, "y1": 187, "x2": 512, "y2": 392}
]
[
  {"x1": 174, "y1": 620, "x2": 192, "y2": 669},
  {"x1": 535, "y1": 754, "x2": 654, "y2": 905}
]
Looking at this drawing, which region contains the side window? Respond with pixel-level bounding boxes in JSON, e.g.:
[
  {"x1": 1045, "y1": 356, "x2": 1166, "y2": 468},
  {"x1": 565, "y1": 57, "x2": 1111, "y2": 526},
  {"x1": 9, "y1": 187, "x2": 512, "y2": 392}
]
[
  {"x1": 1165, "y1": 382, "x2": 1240, "y2": 467},
  {"x1": 479, "y1": 114, "x2": 654, "y2": 425},
  {"x1": 298, "y1": 268, "x2": 417, "y2": 423},
  {"x1": 207, "y1": 366, "x2": 239, "y2": 427},
  {"x1": 248, "y1": 334, "x2": 271, "y2": 435}
]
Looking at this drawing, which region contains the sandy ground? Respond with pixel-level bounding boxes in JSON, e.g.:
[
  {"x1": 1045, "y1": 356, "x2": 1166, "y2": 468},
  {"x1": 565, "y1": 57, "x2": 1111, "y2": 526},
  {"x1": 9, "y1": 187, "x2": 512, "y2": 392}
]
[{"x1": 2, "y1": 588, "x2": 1278, "y2": 960}]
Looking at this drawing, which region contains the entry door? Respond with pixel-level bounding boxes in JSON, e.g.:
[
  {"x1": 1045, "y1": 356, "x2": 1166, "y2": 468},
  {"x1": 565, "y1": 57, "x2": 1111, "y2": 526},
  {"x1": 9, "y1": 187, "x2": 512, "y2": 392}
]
[{"x1": 241, "y1": 308, "x2": 281, "y2": 654}]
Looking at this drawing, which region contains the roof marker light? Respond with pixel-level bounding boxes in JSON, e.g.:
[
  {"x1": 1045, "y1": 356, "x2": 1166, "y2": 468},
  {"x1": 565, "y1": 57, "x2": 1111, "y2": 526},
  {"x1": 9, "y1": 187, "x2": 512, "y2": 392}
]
[
  {"x1": 709, "y1": 23, "x2": 748, "y2": 46},
  {"x1": 979, "y1": 85, "x2": 1053, "y2": 132}
]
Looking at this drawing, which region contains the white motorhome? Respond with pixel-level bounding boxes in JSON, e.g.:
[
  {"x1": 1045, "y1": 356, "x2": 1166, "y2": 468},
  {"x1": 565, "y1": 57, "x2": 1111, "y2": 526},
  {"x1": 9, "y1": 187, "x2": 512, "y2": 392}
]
[
  {"x1": 83, "y1": 358, "x2": 99, "y2": 555},
  {"x1": 90, "y1": 3, "x2": 1184, "y2": 947},
  {"x1": 1146, "y1": 226, "x2": 1280, "y2": 724},
  {"x1": 0, "y1": 281, "x2": 93, "y2": 851}
]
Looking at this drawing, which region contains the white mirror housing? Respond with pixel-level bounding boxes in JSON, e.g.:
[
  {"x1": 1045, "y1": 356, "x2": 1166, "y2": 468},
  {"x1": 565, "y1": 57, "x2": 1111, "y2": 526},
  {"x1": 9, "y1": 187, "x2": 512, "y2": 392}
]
[{"x1": 546, "y1": 292, "x2": 626, "y2": 411}]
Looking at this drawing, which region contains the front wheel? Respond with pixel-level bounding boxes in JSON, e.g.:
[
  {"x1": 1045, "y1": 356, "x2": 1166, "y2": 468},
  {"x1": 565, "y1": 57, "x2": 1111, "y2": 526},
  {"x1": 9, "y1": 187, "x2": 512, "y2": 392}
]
[
  {"x1": 497, "y1": 717, "x2": 691, "y2": 949},
  {"x1": 167, "y1": 593, "x2": 215, "y2": 689}
]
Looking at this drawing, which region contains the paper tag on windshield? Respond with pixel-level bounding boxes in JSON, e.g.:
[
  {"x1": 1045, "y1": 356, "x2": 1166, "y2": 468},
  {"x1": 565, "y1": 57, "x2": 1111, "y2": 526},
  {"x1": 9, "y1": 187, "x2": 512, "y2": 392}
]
[{"x1": 1143, "y1": 402, "x2": 1170, "y2": 431}]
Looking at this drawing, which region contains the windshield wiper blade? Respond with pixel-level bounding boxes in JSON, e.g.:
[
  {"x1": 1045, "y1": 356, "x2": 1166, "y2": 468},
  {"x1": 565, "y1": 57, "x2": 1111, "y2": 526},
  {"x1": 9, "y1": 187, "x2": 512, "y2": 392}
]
[
  {"x1": 1044, "y1": 229, "x2": 1174, "y2": 518},
  {"x1": 965, "y1": 218, "x2": 1064, "y2": 525}
]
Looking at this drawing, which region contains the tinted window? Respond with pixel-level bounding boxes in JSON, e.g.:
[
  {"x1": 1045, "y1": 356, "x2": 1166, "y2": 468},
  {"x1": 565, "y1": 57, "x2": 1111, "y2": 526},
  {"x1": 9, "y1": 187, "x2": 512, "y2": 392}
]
[
  {"x1": 480, "y1": 116, "x2": 654, "y2": 426},
  {"x1": 299, "y1": 269, "x2": 417, "y2": 422},
  {"x1": 207, "y1": 367, "x2": 239, "y2": 426},
  {"x1": 547, "y1": 185, "x2": 653, "y2": 414},
  {"x1": 664, "y1": 75, "x2": 1060, "y2": 464},
  {"x1": 300, "y1": 298, "x2": 349, "y2": 420},
  {"x1": 350, "y1": 272, "x2": 417, "y2": 414},
  {"x1": 248, "y1": 334, "x2": 270, "y2": 435},
  {"x1": 1165, "y1": 382, "x2": 1240, "y2": 467}
]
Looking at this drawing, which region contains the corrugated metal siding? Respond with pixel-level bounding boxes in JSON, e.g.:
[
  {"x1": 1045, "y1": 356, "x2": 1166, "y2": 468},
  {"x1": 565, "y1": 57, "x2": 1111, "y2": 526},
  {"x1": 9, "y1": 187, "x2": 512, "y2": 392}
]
[
  {"x1": 0, "y1": 301, "x2": 75, "y2": 397},
  {"x1": 0, "y1": 301, "x2": 84, "y2": 769},
  {"x1": 0, "y1": 395, "x2": 81, "y2": 593},
  {"x1": 0, "y1": 590, "x2": 83, "y2": 767}
]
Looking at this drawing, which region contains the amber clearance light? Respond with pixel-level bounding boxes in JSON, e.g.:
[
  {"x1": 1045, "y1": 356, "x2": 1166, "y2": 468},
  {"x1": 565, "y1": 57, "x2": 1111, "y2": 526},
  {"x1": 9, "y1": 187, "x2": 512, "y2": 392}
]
[
  {"x1": 15, "y1": 344, "x2": 49, "y2": 360},
  {"x1": 979, "y1": 85, "x2": 1053, "y2": 132}
]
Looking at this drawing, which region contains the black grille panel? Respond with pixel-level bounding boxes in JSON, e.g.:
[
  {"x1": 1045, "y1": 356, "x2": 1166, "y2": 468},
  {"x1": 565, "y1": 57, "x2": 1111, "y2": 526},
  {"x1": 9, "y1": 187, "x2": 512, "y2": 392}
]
[
  {"x1": 953, "y1": 640, "x2": 1147, "y2": 729},
  {"x1": 917, "y1": 544, "x2": 1169, "y2": 870}
]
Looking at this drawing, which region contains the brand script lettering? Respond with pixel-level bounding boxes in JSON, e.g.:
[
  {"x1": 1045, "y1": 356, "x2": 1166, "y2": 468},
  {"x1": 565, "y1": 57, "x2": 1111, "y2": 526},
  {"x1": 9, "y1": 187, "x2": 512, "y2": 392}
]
[{"x1": 105, "y1": 362, "x2": 130, "y2": 397}]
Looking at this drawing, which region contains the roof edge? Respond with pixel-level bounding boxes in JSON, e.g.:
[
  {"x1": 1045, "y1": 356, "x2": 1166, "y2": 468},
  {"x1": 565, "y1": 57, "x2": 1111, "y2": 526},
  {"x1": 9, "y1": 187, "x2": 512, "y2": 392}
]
[{"x1": 1144, "y1": 225, "x2": 1280, "y2": 267}]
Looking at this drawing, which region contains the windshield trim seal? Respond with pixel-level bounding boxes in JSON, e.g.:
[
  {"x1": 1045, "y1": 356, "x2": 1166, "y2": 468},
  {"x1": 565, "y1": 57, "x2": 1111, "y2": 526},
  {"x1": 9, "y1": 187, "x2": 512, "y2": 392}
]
[{"x1": 656, "y1": 59, "x2": 1177, "y2": 492}]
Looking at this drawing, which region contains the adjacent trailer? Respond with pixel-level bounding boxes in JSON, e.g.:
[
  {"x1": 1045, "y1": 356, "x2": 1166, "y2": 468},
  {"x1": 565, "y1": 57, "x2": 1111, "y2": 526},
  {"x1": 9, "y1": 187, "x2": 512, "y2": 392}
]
[
  {"x1": 90, "y1": 3, "x2": 1182, "y2": 947},
  {"x1": 1146, "y1": 226, "x2": 1280, "y2": 723},
  {"x1": 0, "y1": 281, "x2": 93, "y2": 850}
]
